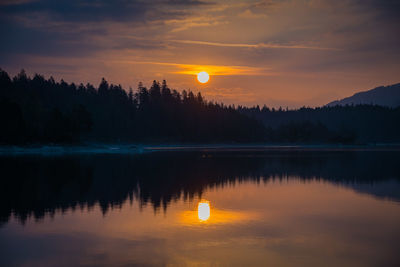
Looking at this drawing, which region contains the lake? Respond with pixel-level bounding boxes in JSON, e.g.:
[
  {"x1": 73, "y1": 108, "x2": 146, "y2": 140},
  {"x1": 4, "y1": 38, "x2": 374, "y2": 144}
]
[{"x1": 1, "y1": 148, "x2": 400, "y2": 266}]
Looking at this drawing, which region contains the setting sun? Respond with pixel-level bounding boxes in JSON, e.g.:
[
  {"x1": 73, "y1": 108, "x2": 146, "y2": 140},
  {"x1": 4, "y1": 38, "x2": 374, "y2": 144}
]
[{"x1": 197, "y1": 71, "x2": 210, "y2": 84}]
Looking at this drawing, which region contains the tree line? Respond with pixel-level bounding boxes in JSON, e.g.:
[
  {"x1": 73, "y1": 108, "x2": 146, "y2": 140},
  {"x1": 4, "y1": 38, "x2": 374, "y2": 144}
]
[
  {"x1": 0, "y1": 68, "x2": 399, "y2": 144},
  {"x1": 238, "y1": 104, "x2": 400, "y2": 143},
  {"x1": 0, "y1": 69, "x2": 264, "y2": 144}
]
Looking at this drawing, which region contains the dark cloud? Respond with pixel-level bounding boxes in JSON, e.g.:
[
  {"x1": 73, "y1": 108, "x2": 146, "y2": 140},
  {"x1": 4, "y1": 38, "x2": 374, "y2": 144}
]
[
  {"x1": 0, "y1": 0, "x2": 211, "y2": 23},
  {"x1": 359, "y1": 0, "x2": 400, "y2": 19},
  {"x1": 0, "y1": 0, "x2": 208, "y2": 58},
  {"x1": 1, "y1": 0, "x2": 147, "y2": 23},
  {"x1": 163, "y1": 0, "x2": 213, "y2": 6}
]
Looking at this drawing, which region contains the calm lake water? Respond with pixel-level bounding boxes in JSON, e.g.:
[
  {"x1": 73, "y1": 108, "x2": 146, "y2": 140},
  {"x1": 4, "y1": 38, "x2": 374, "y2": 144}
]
[{"x1": 1, "y1": 149, "x2": 400, "y2": 266}]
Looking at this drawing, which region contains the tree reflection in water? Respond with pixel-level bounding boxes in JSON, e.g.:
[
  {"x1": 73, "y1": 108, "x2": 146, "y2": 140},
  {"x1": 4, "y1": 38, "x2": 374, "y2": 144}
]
[{"x1": 1, "y1": 150, "x2": 399, "y2": 226}]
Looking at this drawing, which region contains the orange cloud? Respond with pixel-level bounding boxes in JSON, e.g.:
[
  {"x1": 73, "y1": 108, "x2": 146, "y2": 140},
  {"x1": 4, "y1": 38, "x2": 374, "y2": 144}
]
[
  {"x1": 171, "y1": 40, "x2": 341, "y2": 51},
  {"x1": 120, "y1": 61, "x2": 272, "y2": 76}
]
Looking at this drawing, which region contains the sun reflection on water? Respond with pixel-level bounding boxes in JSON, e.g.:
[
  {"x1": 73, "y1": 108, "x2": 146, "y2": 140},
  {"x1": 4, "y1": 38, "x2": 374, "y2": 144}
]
[
  {"x1": 198, "y1": 200, "x2": 211, "y2": 221},
  {"x1": 180, "y1": 199, "x2": 254, "y2": 226}
]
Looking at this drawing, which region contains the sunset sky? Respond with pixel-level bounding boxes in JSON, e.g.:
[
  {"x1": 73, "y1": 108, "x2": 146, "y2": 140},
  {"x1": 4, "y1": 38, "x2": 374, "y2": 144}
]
[{"x1": 1, "y1": 0, "x2": 399, "y2": 107}]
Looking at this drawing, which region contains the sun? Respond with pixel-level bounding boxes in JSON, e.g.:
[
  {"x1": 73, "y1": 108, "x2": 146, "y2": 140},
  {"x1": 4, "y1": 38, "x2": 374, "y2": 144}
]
[{"x1": 197, "y1": 71, "x2": 210, "y2": 84}]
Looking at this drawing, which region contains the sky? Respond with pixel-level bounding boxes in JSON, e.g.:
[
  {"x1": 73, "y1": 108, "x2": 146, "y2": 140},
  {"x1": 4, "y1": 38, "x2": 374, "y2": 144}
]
[{"x1": 1, "y1": 0, "x2": 399, "y2": 107}]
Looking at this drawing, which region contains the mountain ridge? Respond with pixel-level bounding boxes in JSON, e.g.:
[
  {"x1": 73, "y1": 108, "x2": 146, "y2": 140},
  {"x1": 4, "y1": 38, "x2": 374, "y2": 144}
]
[{"x1": 326, "y1": 83, "x2": 400, "y2": 107}]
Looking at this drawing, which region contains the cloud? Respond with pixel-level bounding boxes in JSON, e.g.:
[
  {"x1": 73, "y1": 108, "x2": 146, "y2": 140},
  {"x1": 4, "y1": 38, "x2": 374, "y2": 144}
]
[
  {"x1": 0, "y1": 0, "x2": 208, "y2": 58},
  {"x1": 165, "y1": 15, "x2": 225, "y2": 32},
  {"x1": 162, "y1": 0, "x2": 213, "y2": 6},
  {"x1": 355, "y1": 0, "x2": 400, "y2": 21},
  {"x1": 114, "y1": 61, "x2": 273, "y2": 76},
  {"x1": 0, "y1": 0, "x2": 38, "y2": 5},
  {"x1": 0, "y1": 0, "x2": 213, "y2": 30},
  {"x1": 171, "y1": 40, "x2": 341, "y2": 51},
  {"x1": 238, "y1": 9, "x2": 268, "y2": 19}
]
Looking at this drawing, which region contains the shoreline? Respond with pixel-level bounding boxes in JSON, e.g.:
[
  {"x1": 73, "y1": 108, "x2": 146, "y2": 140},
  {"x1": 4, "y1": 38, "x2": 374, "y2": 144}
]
[{"x1": 1, "y1": 143, "x2": 400, "y2": 155}]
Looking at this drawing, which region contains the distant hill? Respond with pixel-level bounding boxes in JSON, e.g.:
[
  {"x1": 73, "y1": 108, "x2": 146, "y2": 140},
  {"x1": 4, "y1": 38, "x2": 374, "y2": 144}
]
[{"x1": 327, "y1": 83, "x2": 400, "y2": 107}]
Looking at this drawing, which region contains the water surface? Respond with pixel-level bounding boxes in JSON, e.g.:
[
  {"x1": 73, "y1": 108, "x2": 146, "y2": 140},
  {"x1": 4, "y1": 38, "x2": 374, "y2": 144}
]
[{"x1": 1, "y1": 150, "x2": 399, "y2": 266}]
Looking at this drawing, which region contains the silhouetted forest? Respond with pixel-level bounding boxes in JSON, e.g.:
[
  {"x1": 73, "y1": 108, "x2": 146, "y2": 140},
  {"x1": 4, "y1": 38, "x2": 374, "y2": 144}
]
[
  {"x1": 0, "y1": 69, "x2": 264, "y2": 143},
  {"x1": 1, "y1": 150, "x2": 400, "y2": 225},
  {"x1": 1, "y1": 68, "x2": 399, "y2": 144},
  {"x1": 239, "y1": 104, "x2": 400, "y2": 143}
]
